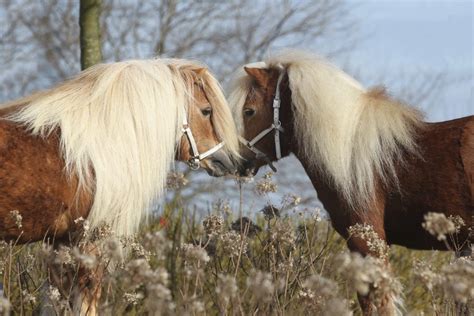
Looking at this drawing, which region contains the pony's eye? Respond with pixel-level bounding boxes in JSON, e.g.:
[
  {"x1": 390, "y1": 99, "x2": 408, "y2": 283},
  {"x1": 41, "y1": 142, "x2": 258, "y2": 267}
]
[
  {"x1": 244, "y1": 108, "x2": 256, "y2": 117},
  {"x1": 201, "y1": 107, "x2": 212, "y2": 117}
]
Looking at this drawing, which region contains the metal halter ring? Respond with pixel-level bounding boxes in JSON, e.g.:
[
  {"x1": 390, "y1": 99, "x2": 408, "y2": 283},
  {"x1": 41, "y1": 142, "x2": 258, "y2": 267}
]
[{"x1": 187, "y1": 158, "x2": 201, "y2": 170}]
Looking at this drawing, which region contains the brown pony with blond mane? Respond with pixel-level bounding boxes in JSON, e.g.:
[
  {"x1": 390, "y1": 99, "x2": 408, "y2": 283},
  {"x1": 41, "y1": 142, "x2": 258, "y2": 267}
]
[
  {"x1": 230, "y1": 50, "x2": 473, "y2": 315},
  {"x1": 0, "y1": 58, "x2": 239, "y2": 314}
]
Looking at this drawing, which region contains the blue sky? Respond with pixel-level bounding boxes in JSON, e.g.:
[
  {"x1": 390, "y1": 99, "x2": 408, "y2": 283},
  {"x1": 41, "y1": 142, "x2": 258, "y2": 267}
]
[{"x1": 347, "y1": 0, "x2": 473, "y2": 121}]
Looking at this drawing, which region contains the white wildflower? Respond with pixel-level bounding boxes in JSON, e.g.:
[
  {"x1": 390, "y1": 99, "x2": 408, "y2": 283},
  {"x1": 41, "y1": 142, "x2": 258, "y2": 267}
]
[
  {"x1": 219, "y1": 231, "x2": 248, "y2": 258},
  {"x1": 182, "y1": 244, "x2": 210, "y2": 264},
  {"x1": 322, "y1": 298, "x2": 353, "y2": 316},
  {"x1": 422, "y1": 212, "x2": 456, "y2": 241},
  {"x1": 335, "y1": 251, "x2": 402, "y2": 307},
  {"x1": 189, "y1": 297, "x2": 205, "y2": 313},
  {"x1": 312, "y1": 208, "x2": 323, "y2": 222},
  {"x1": 282, "y1": 194, "x2": 301, "y2": 206},
  {"x1": 348, "y1": 223, "x2": 388, "y2": 260},
  {"x1": 48, "y1": 286, "x2": 61, "y2": 302},
  {"x1": 166, "y1": 172, "x2": 188, "y2": 189},
  {"x1": 103, "y1": 237, "x2": 123, "y2": 260},
  {"x1": 141, "y1": 231, "x2": 171, "y2": 263},
  {"x1": 302, "y1": 274, "x2": 339, "y2": 299},
  {"x1": 124, "y1": 292, "x2": 144, "y2": 306},
  {"x1": 9, "y1": 210, "x2": 22, "y2": 229},
  {"x1": 246, "y1": 270, "x2": 274, "y2": 302},
  {"x1": 203, "y1": 214, "x2": 224, "y2": 237},
  {"x1": 21, "y1": 290, "x2": 36, "y2": 305},
  {"x1": 413, "y1": 260, "x2": 440, "y2": 291},
  {"x1": 447, "y1": 215, "x2": 465, "y2": 233},
  {"x1": 216, "y1": 274, "x2": 238, "y2": 304},
  {"x1": 255, "y1": 172, "x2": 277, "y2": 195},
  {"x1": 55, "y1": 246, "x2": 74, "y2": 265},
  {"x1": 72, "y1": 248, "x2": 96, "y2": 269},
  {"x1": 269, "y1": 220, "x2": 296, "y2": 246},
  {"x1": 74, "y1": 217, "x2": 90, "y2": 236},
  {"x1": 145, "y1": 283, "x2": 174, "y2": 313},
  {"x1": 440, "y1": 258, "x2": 474, "y2": 303}
]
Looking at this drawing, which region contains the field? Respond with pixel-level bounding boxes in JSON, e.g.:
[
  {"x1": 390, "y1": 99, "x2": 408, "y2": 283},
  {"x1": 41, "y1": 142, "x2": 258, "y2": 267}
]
[{"x1": 0, "y1": 172, "x2": 472, "y2": 315}]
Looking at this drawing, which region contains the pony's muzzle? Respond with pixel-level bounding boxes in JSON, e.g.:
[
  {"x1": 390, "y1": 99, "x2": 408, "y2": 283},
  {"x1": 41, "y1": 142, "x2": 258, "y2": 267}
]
[{"x1": 204, "y1": 151, "x2": 236, "y2": 177}]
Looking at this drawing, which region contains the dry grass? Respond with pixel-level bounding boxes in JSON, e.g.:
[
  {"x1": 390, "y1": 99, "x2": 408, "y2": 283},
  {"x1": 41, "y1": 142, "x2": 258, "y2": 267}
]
[{"x1": 0, "y1": 172, "x2": 472, "y2": 315}]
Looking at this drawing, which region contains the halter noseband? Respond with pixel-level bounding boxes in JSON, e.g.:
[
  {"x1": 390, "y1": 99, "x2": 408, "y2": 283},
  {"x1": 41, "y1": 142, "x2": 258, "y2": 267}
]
[
  {"x1": 239, "y1": 69, "x2": 285, "y2": 172},
  {"x1": 181, "y1": 110, "x2": 225, "y2": 170}
]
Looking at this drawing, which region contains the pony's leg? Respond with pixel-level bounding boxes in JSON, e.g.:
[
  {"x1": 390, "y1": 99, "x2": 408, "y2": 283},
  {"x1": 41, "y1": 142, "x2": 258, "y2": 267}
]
[
  {"x1": 72, "y1": 267, "x2": 102, "y2": 316},
  {"x1": 347, "y1": 226, "x2": 402, "y2": 316},
  {"x1": 356, "y1": 282, "x2": 402, "y2": 316},
  {"x1": 47, "y1": 241, "x2": 103, "y2": 315},
  {"x1": 72, "y1": 245, "x2": 104, "y2": 316},
  {"x1": 356, "y1": 292, "x2": 375, "y2": 316}
]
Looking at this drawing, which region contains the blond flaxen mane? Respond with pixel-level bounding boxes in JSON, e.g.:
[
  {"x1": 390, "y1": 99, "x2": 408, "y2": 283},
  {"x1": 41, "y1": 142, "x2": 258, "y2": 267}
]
[
  {"x1": 230, "y1": 50, "x2": 423, "y2": 209},
  {"x1": 2, "y1": 58, "x2": 239, "y2": 236}
]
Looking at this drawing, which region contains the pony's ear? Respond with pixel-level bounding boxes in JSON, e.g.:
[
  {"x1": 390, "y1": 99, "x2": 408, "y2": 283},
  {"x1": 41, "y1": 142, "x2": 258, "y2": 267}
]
[
  {"x1": 192, "y1": 67, "x2": 207, "y2": 76},
  {"x1": 244, "y1": 67, "x2": 269, "y2": 87}
]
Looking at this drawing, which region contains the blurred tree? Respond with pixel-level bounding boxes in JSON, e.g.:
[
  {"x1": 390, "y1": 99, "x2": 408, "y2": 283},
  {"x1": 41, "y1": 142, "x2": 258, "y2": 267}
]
[
  {"x1": 80, "y1": 0, "x2": 103, "y2": 69},
  {"x1": 0, "y1": 0, "x2": 358, "y2": 101}
]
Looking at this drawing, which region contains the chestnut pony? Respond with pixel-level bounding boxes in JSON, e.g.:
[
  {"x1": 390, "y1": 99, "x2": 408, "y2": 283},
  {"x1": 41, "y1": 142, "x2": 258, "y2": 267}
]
[
  {"x1": 0, "y1": 58, "x2": 239, "y2": 314},
  {"x1": 230, "y1": 50, "x2": 473, "y2": 315}
]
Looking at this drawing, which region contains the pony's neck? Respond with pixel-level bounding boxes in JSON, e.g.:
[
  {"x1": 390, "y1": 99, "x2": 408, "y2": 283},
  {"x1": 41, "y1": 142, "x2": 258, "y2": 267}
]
[
  {"x1": 294, "y1": 148, "x2": 356, "y2": 236},
  {"x1": 284, "y1": 65, "x2": 422, "y2": 211}
]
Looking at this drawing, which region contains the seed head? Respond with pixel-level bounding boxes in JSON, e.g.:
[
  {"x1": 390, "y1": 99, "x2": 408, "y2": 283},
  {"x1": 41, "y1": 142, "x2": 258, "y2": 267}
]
[
  {"x1": 255, "y1": 172, "x2": 277, "y2": 195},
  {"x1": 348, "y1": 223, "x2": 388, "y2": 260},
  {"x1": 9, "y1": 210, "x2": 22, "y2": 229},
  {"x1": 203, "y1": 214, "x2": 224, "y2": 236},
  {"x1": 166, "y1": 172, "x2": 188, "y2": 190},
  {"x1": 246, "y1": 270, "x2": 274, "y2": 302},
  {"x1": 216, "y1": 274, "x2": 238, "y2": 304},
  {"x1": 422, "y1": 212, "x2": 456, "y2": 241}
]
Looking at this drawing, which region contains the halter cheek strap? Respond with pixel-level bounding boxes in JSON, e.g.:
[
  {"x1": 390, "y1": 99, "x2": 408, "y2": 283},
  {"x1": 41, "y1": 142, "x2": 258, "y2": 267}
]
[
  {"x1": 239, "y1": 70, "x2": 285, "y2": 172},
  {"x1": 181, "y1": 111, "x2": 225, "y2": 170}
]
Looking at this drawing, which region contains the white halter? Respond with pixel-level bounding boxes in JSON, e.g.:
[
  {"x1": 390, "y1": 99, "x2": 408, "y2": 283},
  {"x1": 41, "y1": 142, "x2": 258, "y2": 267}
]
[
  {"x1": 181, "y1": 110, "x2": 225, "y2": 170},
  {"x1": 239, "y1": 70, "x2": 285, "y2": 172}
]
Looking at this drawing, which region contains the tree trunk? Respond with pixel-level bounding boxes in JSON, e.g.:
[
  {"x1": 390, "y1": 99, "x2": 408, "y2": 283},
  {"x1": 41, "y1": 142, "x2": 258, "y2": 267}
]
[{"x1": 79, "y1": 0, "x2": 102, "y2": 70}]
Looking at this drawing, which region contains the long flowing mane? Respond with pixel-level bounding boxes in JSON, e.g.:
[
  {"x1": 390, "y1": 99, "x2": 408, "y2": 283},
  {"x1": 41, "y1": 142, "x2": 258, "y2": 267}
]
[
  {"x1": 1, "y1": 58, "x2": 239, "y2": 236},
  {"x1": 230, "y1": 50, "x2": 423, "y2": 209}
]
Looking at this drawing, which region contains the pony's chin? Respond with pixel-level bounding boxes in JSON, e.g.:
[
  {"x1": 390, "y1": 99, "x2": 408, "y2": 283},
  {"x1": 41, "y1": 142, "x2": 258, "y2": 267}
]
[
  {"x1": 203, "y1": 158, "x2": 236, "y2": 177},
  {"x1": 205, "y1": 168, "x2": 228, "y2": 177},
  {"x1": 237, "y1": 161, "x2": 260, "y2": 177}
]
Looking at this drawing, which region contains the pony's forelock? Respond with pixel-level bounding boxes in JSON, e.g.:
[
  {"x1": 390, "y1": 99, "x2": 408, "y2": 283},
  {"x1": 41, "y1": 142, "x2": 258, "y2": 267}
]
[
  {"x1": 228, "y1": 61, "x2": 266, "y2": 134},
  {"x1": 230, "y1": 50, "x2": 423, "y2": 209},
  {"x1": 4, "y1": 58, "x2": 238, "y2": 236}
]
